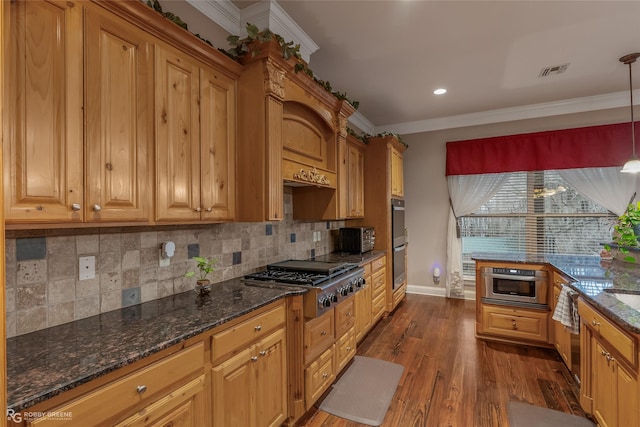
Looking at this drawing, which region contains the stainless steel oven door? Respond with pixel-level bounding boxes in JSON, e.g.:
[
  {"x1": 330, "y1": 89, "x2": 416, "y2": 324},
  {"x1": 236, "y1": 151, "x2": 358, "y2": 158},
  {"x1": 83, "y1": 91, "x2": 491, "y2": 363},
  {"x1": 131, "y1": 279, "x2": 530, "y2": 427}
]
[{"x1": 393, "y1": 243, "x2": 407, "y2": 288}]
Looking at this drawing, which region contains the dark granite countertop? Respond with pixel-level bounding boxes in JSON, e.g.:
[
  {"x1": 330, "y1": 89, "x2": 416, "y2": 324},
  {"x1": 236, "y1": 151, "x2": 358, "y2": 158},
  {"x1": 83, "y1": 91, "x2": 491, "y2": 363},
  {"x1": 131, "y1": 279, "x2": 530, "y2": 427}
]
[
  {"x1": 6, "y1": 278, "x2": 305, "y2": 412},
  {"x1": 472, "y1": 253, "x2": 640, "y2": 334},
  {"x1": 312, "y1": 250, "x2": 385, "y2": 265}
]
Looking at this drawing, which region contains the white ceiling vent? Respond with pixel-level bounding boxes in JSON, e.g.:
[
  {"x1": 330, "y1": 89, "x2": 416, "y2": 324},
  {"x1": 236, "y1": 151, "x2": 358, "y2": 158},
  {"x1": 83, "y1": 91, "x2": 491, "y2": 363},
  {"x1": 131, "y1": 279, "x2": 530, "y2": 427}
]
[{"x1": 538, "y1": 63, "x2": 570, "y2": 77}]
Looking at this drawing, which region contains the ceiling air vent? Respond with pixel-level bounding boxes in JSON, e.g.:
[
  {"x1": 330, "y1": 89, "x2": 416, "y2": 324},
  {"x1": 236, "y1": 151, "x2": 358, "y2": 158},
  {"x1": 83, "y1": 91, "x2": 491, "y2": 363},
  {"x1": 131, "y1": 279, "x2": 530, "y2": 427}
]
[{"x1": 538, "y1": 63, "x2": 570, "y2": 77}]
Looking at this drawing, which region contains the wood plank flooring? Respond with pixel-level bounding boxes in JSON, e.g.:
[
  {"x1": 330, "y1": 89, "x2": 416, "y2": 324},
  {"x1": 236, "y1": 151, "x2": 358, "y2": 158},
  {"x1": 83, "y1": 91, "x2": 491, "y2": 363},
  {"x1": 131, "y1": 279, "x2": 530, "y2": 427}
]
[{"x1": 301, "y1": 294, "x2": 589, "y2": 427}]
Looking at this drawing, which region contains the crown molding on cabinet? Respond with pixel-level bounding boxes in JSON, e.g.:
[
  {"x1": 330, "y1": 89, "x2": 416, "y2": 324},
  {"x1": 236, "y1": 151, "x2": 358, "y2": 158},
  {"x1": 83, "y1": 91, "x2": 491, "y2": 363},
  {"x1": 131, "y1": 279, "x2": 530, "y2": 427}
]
[{"x1": 186, "y1": 0, "x2": 318, "y2": 63}]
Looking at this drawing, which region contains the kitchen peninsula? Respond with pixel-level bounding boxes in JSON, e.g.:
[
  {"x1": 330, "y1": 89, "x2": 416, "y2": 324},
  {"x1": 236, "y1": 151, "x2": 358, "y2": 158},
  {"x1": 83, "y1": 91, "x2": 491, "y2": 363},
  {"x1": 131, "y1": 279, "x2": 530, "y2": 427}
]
[{"x1": 473, "y1": 253, "x2": 640, "y2": 427}]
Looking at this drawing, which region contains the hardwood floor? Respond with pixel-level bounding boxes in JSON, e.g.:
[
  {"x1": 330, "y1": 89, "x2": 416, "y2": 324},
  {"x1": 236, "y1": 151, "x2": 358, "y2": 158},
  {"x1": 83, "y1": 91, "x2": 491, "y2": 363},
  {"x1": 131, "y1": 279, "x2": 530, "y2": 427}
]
[{"x1": 301, "y1": 294, "x2": 589, "y2": 427}]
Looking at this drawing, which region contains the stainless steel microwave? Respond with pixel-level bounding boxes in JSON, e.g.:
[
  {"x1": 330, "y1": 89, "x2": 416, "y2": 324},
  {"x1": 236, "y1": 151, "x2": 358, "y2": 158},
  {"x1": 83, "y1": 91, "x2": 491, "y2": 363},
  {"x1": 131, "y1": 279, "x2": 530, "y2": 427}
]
[
  {"x1": 481, "y1": 267, "x2": 549, "y2": 308},
  {"x1": 339, "y1": 227, "x2": 375, "y2": 253}
]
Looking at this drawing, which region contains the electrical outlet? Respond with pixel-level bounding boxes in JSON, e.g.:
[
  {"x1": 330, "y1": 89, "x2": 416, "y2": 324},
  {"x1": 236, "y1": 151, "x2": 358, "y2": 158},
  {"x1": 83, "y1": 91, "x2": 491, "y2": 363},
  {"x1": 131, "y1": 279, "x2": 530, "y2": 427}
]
[{"x1": 79, "y1": 256, "x2": 95, "y2": 281}]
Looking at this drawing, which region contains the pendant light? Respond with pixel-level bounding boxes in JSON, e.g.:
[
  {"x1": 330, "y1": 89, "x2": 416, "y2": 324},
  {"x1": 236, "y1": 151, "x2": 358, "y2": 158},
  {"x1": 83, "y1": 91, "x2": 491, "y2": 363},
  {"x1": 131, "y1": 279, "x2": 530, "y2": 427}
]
[{"x1": 620, "y1": 53, "x2": 640, "y2": 173}]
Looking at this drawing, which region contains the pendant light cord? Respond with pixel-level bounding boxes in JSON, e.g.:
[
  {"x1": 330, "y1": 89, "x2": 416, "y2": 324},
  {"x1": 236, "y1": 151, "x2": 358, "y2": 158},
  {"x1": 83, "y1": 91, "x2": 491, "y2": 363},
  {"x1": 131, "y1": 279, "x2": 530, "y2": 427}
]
[{"x1": 630, "y1": 60, "x2": 636, "y2": 158}]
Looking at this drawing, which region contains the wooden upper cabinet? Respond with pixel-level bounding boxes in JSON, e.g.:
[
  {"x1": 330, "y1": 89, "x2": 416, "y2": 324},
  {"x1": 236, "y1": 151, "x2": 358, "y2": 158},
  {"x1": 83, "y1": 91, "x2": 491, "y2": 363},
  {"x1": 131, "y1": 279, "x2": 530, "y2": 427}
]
[
  {"x1": 200, "y1": 65, "x2": 236, "y2": 222},
  {"x1": 391, "y1": 146, "x2": 404, "y2": 198},
  {"x1": 84, "y1": 5, "x2": 153, "y2": 222},
  {"x1": 4, "y1": 0, "x2": 83, "y2": 223},
  {"x1": 154, "y1": 44, "x2": 202, "y2": 222},
  {"x1": 155, "y1": 44, "x2": 237, "y2": 223},
  {"x1": 347, "y1": 140, "x2": 365, "y2": 218}
]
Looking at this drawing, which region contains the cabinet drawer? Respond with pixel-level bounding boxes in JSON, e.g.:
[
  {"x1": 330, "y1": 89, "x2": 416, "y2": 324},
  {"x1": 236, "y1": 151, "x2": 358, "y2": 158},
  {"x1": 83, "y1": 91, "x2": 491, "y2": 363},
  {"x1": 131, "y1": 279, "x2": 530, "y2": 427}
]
[
  {"x1": 211, "y1": 304, "x2": 285, "y2": 364},
  {"x1": 305, "y1": 346, "x2": 335, "y2": 409},
  {"x1": 371, "y1": 256, "x2": 386, "y2": 272},
  {"x1": 372, "y1": 269, "x2": 386, "y2": 296},
  {"x1": 481, "y1": 305, "x2": 549, "y2": 343},
  {"x1": 579, "y1": 299, "x2": 637, "y2": 366},
  {"x1": 362, "y1": 261, "x2": 372, "y2": 276},
  {"x1": 29, "y1": 343, "x2": 204, "y2": 426},
  {"x1": 393, "y1": 283, "x2": 406, "y2": 307},
  {"x1": 335, "y1": 297, "x2": 355, "y2": 337},
  {"x1": 304, "y1": 310, "x2": 335, "y2": 364},
  {"x1": 335, "y1": 327, "x2": 356, "y2": 374},
  {"x1": 372, "y1": 290, "x2": 386, "y2": 321}
]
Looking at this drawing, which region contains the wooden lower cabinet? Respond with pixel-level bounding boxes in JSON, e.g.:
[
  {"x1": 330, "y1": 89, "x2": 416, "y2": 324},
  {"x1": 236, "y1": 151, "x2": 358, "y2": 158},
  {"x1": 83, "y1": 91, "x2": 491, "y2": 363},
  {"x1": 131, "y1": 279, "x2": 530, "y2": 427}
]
[
  {"x1": 371, "y1": 259, "x2": 387, "y2": 324},
  {"x1": 579, "y1": 298, "x2": 639, "y2": 427},
  {"x1": 335, "y1": 326, "x2": 356, "y2": 373},
  {"x1": 552, "y1": 282, "x2": 573, "y2": 369},
  {"x1": 114, "y1": 375, "x2": 206, "y2": 427},
  {"x1": 211, "y1": 328, "x2": 288, "y2": 427},
  {"x1": 480, "y1": 304, "x2": 549, "y2": 343},
  {"x1": 26, "y1": 343, "x2": 205, "y2": 426},
  {"x1": 305, "y1": 346, "x2": 335, "y2": 409},
  {"x1": 355, "y1": 276, "x2": 372, "y2": 343}
]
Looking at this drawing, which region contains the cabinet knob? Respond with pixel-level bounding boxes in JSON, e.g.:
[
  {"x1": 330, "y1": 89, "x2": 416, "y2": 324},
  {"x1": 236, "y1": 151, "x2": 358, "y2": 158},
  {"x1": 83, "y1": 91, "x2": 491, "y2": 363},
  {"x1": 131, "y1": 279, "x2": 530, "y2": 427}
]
[
  {"x1": 71, "y1": 204, "x2": 81, "y2": 211},
  {"x1": 259, "y1": 350, "x2": 267, "y2": 356},
  {"x1": 347, "y1": 346, "x2": 352, "y2": 351},
  {"x1": 592, "y1": 319, "x2": 601, "y2": 326},
  {"x1": 320, "y1": 331, "x2": 327, "y2": 336},
  {"x1": 93, "y1": 204, "x2": 102, "y2": 212},
  {"x1": 511, "y1": 320, "x2": 517, "y2": 330},
  {"x1": 136, "y1": 385, "x2": 147, "y2": 394},
  {"x1": 205, "y1": 207, "x2": 212, "y2": 212},
  {"x1": 322, "y1": 373, "x2": 329, "y2": 379},
  {"x1": 194, "y1": 207, "x2": 201, "y2": 212},
  {"x1": 255, "y1": 325, "x2": 262, "y2": 331},
  {"x1": 251, "y1": 356, "x2": 258, "y2": 362}
]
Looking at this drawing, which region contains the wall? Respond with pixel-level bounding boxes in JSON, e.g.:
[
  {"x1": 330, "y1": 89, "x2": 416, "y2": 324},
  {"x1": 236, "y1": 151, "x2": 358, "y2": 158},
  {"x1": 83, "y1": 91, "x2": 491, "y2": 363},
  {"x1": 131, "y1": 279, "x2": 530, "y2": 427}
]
[
  {"x1": 403, "y1": 107, "x2": 638, "y2": 295},
  {"x1": 5, "y1": 189, "x2": 343, "y2": 338}
]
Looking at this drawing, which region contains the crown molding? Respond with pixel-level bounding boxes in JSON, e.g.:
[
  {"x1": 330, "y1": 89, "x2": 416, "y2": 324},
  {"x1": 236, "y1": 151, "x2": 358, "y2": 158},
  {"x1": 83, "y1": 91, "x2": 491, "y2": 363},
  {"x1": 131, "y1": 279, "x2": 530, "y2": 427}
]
[
  {"x1": 186, "y1": 0, "x2": 318, "y2": 63},
  {"x1": 242, "y1": 1, "x2": 318, "y2": 63},
  {"x1": 186, "y1": 0, "x2": 240, "y2": 35},
  {"x1": 379, "y1": 90, "x2": 637, "y2": 135},
  {"x1": 347, "y1": 111, "x2": 376, "y2": 136}
]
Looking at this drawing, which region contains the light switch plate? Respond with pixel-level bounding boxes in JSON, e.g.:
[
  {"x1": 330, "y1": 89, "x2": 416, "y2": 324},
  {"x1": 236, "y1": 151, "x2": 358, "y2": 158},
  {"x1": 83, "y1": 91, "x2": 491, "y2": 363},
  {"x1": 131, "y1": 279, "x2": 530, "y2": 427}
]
[{"x1": 79, "y1": 256, "x2": 96, "y2": 281}]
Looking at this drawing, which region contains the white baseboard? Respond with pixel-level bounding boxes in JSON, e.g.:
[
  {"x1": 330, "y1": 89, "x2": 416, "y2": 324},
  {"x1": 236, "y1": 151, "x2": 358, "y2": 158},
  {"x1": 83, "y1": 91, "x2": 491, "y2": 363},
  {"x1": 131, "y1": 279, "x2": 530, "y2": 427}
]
[{"x1": 406, "y1": 284, "x2": 476, "y2": 301}]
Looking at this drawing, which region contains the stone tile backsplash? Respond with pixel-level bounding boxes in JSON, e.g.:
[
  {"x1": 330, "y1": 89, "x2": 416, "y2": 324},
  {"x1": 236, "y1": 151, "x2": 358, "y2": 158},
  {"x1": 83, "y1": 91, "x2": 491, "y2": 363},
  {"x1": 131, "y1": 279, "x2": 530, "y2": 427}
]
[{"x1": 6, "y1": 194, "x2": 342, "y2": 337}]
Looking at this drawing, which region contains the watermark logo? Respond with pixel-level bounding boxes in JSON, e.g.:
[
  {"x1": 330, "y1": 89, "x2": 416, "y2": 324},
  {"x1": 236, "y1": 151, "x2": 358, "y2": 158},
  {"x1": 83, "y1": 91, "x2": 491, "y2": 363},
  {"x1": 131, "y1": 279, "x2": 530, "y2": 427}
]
[{"x1": 7, "y1": 409, "x2": 73, "y2": 423}]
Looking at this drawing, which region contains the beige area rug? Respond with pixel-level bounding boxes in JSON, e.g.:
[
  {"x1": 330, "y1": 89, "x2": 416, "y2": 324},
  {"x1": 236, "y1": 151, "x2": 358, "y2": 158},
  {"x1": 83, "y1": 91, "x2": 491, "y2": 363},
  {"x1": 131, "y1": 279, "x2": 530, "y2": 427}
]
[
  {"x1": 507, "y1": 401, "x2": 595, "y2": 427},
  {"x1": 318, "y1": 356, "x2": 404, "y2": 426}
]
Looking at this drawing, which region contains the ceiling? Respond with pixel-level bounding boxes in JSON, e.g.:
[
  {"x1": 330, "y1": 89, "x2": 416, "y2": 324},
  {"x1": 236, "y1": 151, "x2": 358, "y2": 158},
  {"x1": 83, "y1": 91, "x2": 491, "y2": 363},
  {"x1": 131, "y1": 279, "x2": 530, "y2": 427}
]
[{"x1": 229, "y1": 0, "x2": 640, "y2": 134}]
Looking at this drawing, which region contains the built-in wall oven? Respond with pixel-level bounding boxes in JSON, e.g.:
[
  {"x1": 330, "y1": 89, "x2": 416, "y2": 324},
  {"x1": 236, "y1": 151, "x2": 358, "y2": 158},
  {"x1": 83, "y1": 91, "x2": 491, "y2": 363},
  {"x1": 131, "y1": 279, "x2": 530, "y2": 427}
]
[
  {"x1": 392, "y1": 198, "x2": 406, "y2": 288},
  {"x1": 481, "y1": 266, "x2": 549, "y2": 308}
]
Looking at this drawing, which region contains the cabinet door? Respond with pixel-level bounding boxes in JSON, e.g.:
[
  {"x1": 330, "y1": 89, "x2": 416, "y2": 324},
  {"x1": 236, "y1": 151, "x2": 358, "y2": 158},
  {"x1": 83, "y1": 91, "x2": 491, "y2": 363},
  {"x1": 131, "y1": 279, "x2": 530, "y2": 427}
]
[
  {"x1": 592, "y1": 339, "x2": 617, "y2": 427},
  {"x1": 355, "y1": 282, "x2": 372, "y2": 342},
  {"x1": 616, "y1": 361, "x2": 639, "y2": 427},
  {"x1": 211, "y1": 345, "x2": 254, "y2": 427},
  {"x1": 155, "y1": 44, "x2": 201, "y2": 222},
  {"x1": 347, "y1": 142, "x2": 365, "y2": 218},
  {"x1": 84, "y1": 6, "x2": 153, "y2": 222},
  {"x1": 4, "y1": 0, "x2": 83, "y2": 222},
  {"x1": 391, "y1": 146, "x2": 404, "y2": 198},
  {"x1": 255, "y1": 329, "x2": 288, "y2": 427},
  {"x1": 200, "y1": 65, "x2": 236, "y2": 222}
]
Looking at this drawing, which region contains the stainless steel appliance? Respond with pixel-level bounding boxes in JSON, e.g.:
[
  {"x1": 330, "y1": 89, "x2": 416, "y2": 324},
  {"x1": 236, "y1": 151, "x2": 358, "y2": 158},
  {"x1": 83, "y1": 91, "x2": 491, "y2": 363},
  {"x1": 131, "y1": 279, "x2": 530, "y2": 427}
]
[
  {"x1": 391, "y1": 198, "x2": 406, "y2": 288},
  {"x1": 481, "y1": 266, "x2": 549, "y2": 308},
  {"x1": 244, "y1": 260, "x2": 365, "y2": 318},
  {"x1": 339, "y1": 227, "x2": 375, "y2": 253}
]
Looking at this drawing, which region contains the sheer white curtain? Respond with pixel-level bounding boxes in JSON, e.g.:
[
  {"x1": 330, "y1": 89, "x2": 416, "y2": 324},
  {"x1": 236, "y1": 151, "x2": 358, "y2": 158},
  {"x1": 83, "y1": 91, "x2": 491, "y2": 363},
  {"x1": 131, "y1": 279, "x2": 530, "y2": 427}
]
[
  {"x1": 445, "y1": 173, "x2": 509, "y2": 298},
  {"x1": 557, "y1": 166, "x2": 637, "y2": 216}
]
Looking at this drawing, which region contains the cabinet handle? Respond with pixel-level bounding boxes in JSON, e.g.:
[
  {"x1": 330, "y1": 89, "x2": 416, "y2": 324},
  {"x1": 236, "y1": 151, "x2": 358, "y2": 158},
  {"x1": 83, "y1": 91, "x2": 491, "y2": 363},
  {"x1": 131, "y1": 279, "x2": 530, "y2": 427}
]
[
  {"x1": 320, "y1": 331, "x2": 327, "y2": 336},
  {"x1": 255, "y1": 325, "x2": 262, "y2": 331},
  {"x1": 606, "y1": 354, "x2": 615, "y2": 363},
  {"x1": 592, "y1": 319, "x2": 601, "y2": 326},
  {"x1": 260, "y1": 350, "x2": 267, "y2": 356},
  {"x1": 136, "y1": 385, "x2": 147, "y2": 394},
  {"x1": 251, "y1": 356, "x2": 258, "y2": 362},
  {"x1": 194, "y1": 207, "x2": 201, "y2": 212},
  {"x1": 93, "y1": 204, "x2": 102, "y2": 212},
  {"x1": 71, "y1": 204, "x2": 81, "y2": 211},
  {"x1": 322, "y1": 373, "x2": 329, "y2": 379}
]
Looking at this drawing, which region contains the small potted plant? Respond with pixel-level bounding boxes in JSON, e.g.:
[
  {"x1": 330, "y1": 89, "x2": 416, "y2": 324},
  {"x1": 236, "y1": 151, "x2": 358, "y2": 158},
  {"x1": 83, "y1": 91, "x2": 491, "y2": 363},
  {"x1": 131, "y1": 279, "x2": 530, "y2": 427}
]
[{"x1": 185, "y1": 256, "x2": 217, "y2": 295}]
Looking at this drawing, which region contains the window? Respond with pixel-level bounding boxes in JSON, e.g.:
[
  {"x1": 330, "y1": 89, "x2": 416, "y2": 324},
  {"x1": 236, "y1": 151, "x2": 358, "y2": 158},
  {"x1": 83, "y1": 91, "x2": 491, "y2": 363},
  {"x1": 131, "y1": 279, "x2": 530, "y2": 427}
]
[{"x1": 459, "y1": 170, "x2": 615, "y2": 278}]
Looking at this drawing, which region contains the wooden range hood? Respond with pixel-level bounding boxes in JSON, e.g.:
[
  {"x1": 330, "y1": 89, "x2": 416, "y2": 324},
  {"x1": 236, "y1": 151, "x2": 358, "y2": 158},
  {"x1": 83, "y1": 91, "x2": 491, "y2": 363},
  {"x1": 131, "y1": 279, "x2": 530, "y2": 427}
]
[{"x1": 236, "y1": 40, "x2": 356, "y2": 222}]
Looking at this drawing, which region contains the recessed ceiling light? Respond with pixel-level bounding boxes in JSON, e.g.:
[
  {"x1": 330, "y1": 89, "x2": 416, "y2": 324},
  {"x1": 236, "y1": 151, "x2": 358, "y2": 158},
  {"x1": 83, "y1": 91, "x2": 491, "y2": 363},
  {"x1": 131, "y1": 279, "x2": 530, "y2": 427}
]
[{"x1": 433, "y1": 88, "x2": 447, "y2": 95}]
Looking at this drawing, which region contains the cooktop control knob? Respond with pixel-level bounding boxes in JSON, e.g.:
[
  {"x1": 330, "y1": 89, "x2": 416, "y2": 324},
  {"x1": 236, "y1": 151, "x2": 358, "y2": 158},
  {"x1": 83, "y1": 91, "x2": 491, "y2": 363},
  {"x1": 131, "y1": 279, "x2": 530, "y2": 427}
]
[{"x1": 331, "y1": 294, "x2": 338, "y2": 303}]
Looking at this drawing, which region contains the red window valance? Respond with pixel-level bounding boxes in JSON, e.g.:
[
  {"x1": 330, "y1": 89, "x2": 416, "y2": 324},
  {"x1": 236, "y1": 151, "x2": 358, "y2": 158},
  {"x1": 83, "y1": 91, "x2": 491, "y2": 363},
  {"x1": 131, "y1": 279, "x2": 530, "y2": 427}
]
[{"x1": 446, "y1": 122, "x2": 638, "y2": 175}]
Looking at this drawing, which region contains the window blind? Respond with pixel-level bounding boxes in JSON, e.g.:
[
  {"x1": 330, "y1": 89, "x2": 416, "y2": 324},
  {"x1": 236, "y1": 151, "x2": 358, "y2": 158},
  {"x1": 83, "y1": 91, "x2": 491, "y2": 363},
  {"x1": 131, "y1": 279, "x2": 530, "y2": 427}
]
[{"x1": 460, "y1": 171, "x2": 615, "y2": 277}]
